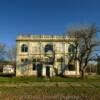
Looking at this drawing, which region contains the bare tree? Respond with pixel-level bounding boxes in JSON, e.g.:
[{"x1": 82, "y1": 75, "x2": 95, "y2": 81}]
[
  {"x1": 0, "y1": 43, "x2": 6, "y2": 61},
  {"x1": 7, "y1": 45, "x2": 16, "y2": 62},
  {"x1": 0, "y1": 43, "x2": 6, "y2": 72},
  {"x1": 67, "y1": 24, "x2": 100, "y2": 79},
  {"x1": 97, "y1": 56, "x2": 100, "y2": 75}
]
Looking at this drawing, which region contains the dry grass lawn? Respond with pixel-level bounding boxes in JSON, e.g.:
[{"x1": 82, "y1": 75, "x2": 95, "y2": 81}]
[{"x1": 0, "y1": 75, "x2": 99, "y2": 100}]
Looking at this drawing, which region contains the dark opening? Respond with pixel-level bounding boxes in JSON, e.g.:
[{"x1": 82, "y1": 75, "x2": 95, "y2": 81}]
[
  {"x1": 33, "y1": 63, "x2": 36, "y2": 70},
  {"x1": 45, "y1": 44, "x2": 53, "y2": 52},
  {"x1": 46, "y1": 66, "x2": 50, "y2": 77},
  {"x1": 21, "y1": 59, "x2": 24, "y2": 63},
  {"x1": 32, "y1": 59, "x2": 36, "y2": 70},
  {"x1": 21, "y1": 44, "x2": 28, "y2": 52},
  {"x1": 68, "y1": 64, "x2": 75, "y2": 71},
  {"x1": 21, "y1": 58, "x2": 28, "y2": 64},
  {"x1": 37, "y1": 63, "x2": 42, "y2": 77}
]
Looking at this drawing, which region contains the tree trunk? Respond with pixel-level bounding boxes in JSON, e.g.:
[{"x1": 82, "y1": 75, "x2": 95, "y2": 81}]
[{"x1": 80, "y1": 69, "x2": 85, "y2": 79}]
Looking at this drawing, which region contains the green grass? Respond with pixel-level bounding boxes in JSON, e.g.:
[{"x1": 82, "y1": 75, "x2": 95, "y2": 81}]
[
  {"x1": 0, "y1": 75, "x2": 100, "y2": 84},
  {"x1": 0, "y1": 75, "x2": 99, "y2": 100}
]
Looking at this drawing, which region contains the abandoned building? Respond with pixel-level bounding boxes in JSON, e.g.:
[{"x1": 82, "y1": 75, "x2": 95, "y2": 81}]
[{"x1": 16, "y1": 35, "x2": 80, "y2": 77}]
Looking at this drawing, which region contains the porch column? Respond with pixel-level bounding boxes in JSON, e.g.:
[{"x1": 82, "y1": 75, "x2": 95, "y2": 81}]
[
  {"x1": 76, "y1": 60, "x2": 80, "y2": 75},
  {"x1": 50, "y1": 67, "x2": 54, "y2": 77},
  {"x1": 42, "y1": 65, "x2": 46, "y2": 76}
]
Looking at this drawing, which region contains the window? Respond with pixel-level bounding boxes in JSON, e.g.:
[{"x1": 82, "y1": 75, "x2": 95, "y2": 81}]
[
  {"x1": 44, "y1": 44, "x2": 54, "y2": 57},
  {"x1": 68, "y1": 64, "x2": 75, "y2": 71},
  {"x1": 21, "y1": 44, "x2": 28, "y2": 52},
  {"x1": 21, "y1": 58, "x2": 28, "y2": 64},
  {"x1": 33, "y1": 59, "x2": 36, "y2": 62},
  {"x1": 32, "y1": 59, "x2": 36, "y2": 70},
  {"x1": 68, "y1": 44, "x2": 75, "y2": 53},
  {"x1": 45, "y1": 44, "x2": 53, "y2": 52},
  {"x1": 25, "y1": 58, "x2": 28, "y2": 63},
  {"x1": 68, "y1": 44, "x2": 76, "y2": 57},
  {"x1": 33, "y1": 63, "x2": 36, "y2": 70},
  {"x1": 45, "y1": 57, "x2": 53, "y2": 65},
  {"x1": 21, "y1": 59, "x2": 24, "y2": 63},
  {"x1": 57, "y1": 57, "x2": 64, "y2": 62}
]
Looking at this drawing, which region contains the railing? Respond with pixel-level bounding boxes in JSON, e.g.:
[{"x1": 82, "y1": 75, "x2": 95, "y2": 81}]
[{"x1": 17, "y1": 34, "x2": 69, "y2": 40}]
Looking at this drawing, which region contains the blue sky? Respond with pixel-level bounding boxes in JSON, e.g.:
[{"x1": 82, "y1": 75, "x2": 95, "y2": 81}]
[{"x1": 0, "y1": 0, "x2": 100, "y2": 45}]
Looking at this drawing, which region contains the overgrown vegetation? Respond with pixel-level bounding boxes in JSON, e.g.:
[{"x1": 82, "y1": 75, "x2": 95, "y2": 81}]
[
  {"x1": 66, "y1": 24, "x2": 100, "y2": 79},
  {"x1": 0, "y1": 76, "x2": 99, "y2": 100},
  {"x1": 0, "y1": 75, "x2": 99, "y2": 84},
  {"x1": 97, "y1": 57, "x2": 100, "y2": 74}
]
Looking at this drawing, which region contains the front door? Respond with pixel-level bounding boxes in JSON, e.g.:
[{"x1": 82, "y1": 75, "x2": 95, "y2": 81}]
[
  {"x1": 46, "y1": 66, "x2": 50, "y2": 77},
  {"x1": 37, "y1": 63, "x2": 42, "y2": 77}
]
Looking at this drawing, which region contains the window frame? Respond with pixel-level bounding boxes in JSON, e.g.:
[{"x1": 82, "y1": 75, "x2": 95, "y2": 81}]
[{"x1": 21, "y1": 44, "x2": 28, "y2": 52}]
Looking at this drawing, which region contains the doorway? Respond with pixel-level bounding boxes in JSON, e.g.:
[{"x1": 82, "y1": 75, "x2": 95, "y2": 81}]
[
  {"x1": 46, "y1": 66, "x2": 50, "y2": 77},
  {"x1": 37, "y1": 63, "x2": 42, "y2": 77}
]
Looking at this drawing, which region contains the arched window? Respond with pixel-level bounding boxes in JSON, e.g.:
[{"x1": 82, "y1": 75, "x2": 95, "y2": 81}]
[
  {"x1": 44, "y1": 44, "x2": 54, "y2": 64},
  {"x1": 45, "y1": 44, "x2": 53, "y2": 52},
  {"x1": 21, "y1": 44, "x2": 28, "y2": 52},
  {"x1": 68, "y1": 44, "x2": 75, "y2": 53}
]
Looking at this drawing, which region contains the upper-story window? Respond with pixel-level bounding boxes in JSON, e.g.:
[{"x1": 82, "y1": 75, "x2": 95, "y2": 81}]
[
  {"x1": 45, "y1": 44, "x2": 53, "y2": 52},
  {"x1": 21, "y1": 44, "x2": 28, "y2": 52},
  {"x1": 68, "y1": 44, "x2": 75, "y2": 53},
  {"x1": 68, "y1": 44, "x2": 76, "y2": 57}
]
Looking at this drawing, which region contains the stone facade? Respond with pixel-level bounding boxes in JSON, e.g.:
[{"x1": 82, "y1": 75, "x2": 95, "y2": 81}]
[{"x1": 16, "y1": 35, "x2": 80, "y2": 77}]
